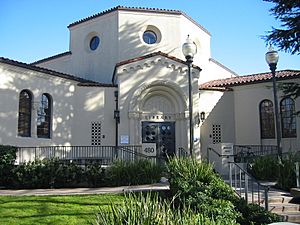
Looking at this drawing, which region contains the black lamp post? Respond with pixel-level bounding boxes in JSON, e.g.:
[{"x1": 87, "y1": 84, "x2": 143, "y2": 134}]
[
  {"x1": 265, "y1": 46, "x2": 282, "y2": 158},
  {"x1": 182, "y1": 35, "x2": 197, "y2": 157}
]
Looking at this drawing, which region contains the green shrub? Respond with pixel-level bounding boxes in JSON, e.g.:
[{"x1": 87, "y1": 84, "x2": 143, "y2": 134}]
[
  {"x1": 85, "y1": 162, "x2": 106, "y2": 187},
  {"x1": 248, "y1": 155, "x2": 279, "y2": 181},
  {"x1": 95, "y1": 193, "x2": 236, "y2": 225},
  {"x1": 277, "y1": 154, "x2": 299, "y2": 191},
  {"x1": 0, "y1": 145, "x2": 17, "y2": 186},
  {"x1": 105, "y1": 159, "x2": 165, "y2": 186},
  {"x1": 249, "y1": 153, "x2": 300, "y2": 191},
  {"x1": 235, "y1": 199, "x2": 282, "y2": 225},
  {"x1": 10, "y1": 158, "x2": 84, "y2": 188},
  {"x1": 167, "y1": 157, "x2": 238, "y2": 222}
]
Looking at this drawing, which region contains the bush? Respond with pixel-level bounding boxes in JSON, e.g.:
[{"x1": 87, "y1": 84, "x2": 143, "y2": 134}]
[
  {"x1": 0, "y1": 145, "x2": 17, "y2": 186},
  {"x1": 235, "y1": 199, "x2": 282, "y2": 225},
  {"x1": 167, "y1": 157, "x2": 238, "y2": 222},
  {"x1": 105, "y1": 159, "x2": 165, "y2": 186},
  {"x1": 85, "y1": 162, "x2": 106, "y2": 187},
  {"x1": 10, "y1": 158, "x2": 84, "y2": 188},
  {"x1": 248, "y1": 155, "x2": 279, "y2": 181},
  {"x1": 95, "y1": 193, "x2": 236, "y2": 225},
  {"x1": 249, "y1": 153, "x2": 300, "y2": 191}
]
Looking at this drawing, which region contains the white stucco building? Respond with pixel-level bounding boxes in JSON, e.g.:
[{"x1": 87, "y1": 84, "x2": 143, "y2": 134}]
[{"x1": 0, "y1": 6, "x2": 299, "y2": 161}]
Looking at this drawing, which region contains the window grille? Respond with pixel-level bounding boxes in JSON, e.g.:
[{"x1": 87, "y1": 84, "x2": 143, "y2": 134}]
[
  {"x1": 91, "y1": 121, "x2": 102, "y2": 146},
  {"x1": 212, "y1": 124, "x2": 221, "y2": 144}
]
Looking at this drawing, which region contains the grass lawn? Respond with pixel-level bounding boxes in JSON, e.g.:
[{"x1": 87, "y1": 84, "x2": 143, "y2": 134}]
[{"x1": 0, "y1": 194, "x2": 125, "y2": 225}]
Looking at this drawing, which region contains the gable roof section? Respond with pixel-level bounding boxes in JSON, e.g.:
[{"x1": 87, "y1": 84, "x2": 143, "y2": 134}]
[
  {"x1": 112, "y1": 51, "x2": 202, "y2": 83},
  {"x1": 31, "y1": 51, "x2": 72, "y2": 65},
  {"x1": 200, "y1": 70, "x2": 300, "y2": 90},
  {"x1": 0, "y1": 57, "x2": 114, "y2": 87},
  {"x1": 68, "y1": 6, "x2": 210, "y2": 35}
]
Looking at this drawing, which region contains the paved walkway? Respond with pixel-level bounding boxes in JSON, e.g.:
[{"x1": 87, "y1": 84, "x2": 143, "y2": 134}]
[{"x1": 0, "y1": 183, "x2": 170, "y2": 196}]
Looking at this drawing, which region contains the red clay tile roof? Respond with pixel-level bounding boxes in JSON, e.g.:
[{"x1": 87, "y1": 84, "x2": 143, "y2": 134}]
[
  {"x1": 31, "y1": 51, "x2": 72, "y2": 65},
  {"x1": 200, "y1": 70, "x2": 300, "y2": 89},
  {"x1": 112, "y1": 51, "x2": 202, "y2": 83},
  {"x1": 0, "y1": 57, "x2": 114, "y2": 87},
  {"x1": 116, "y1": 51, "x2": 201, "y2": 70},
  {"x1": 68, "y1": 6, "x2": 210, "y2": 35}
]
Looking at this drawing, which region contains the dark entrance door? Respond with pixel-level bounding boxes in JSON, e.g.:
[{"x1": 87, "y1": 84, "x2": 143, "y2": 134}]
[{"x1": 142, "y1": 122, "x2": 175, "y2": 158}]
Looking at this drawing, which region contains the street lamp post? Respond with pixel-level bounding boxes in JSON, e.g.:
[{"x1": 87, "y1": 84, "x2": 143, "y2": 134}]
[
  {"x1": 182, "y1": 35, "x2": 197, "y2": 157},
  {"x1": 265, "y1": 46, "x2": 282, "y2": 158}
]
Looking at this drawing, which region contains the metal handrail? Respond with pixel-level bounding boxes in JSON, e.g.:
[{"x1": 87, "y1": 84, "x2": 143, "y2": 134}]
[
  {"x1": 207, "y1": 147, "x2": 270, "y2": 210},
  {"x1": 229, "y1": 162, "x2": 270, "y2": 210}
]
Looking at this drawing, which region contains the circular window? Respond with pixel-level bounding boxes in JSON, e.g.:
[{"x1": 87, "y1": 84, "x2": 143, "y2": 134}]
[
  {"x1": 143, "y1": 30, "x2": 157, "y2": 44},
  {"x1": 89, "y1": 36, "x2": 100, "y2": 50}
]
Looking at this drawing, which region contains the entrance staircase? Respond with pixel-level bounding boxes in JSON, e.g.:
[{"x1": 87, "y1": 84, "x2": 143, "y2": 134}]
[
  {"x1": 207, "y1": 146, "x2": 300, "y2": 222},
  {"x1": 226, "y1": 163, "x2": 300, "y2": 223}
]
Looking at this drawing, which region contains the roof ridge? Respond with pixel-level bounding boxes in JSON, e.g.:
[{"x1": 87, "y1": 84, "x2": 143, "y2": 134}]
[
  {"x1": 116, "y1": 51, "x2": 201, "y2": 70},
  {"x1": 0, "y1": 57, "x2": 106, "y2": 85},
  {"x1": 67, "y1": 6, "x2": 210, "y2": 35},
  {"x1": 31, "y1": 51, "x2": 72, "y2": 65},
  {"x1": 200, "y1": 69, "x2": 300, "y2": 89}
]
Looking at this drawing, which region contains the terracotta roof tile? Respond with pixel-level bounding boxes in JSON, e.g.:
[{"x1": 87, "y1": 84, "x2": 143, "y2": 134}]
[
  {"x1": 0, "y1": 57, "x2": 113, "y2": 87},
  {"x1": 31, "y1": 51, "x2": 71, "y2": 65},
  {"x1": 67, "y1": 6, "x2": 210, "y2": 35},
  {"x1": 116, "y1": 51, "x2": 201, "y2": 70},
  {"x1": 200, "y1": 70, "x2": 300, "y2": 89}
]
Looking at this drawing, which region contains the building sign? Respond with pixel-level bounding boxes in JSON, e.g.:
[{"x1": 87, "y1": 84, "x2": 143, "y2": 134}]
[
  {"x1": 142, "y1": 143, "x2": 156, "y2": 157},
  {"x1": 120, "y1": 135, "x2": 129, "y2": 144}
]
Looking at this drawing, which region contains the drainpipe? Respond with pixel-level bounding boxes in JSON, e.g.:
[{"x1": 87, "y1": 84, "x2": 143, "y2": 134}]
[{"x1": 114, "y1": 90, "x2": 120, "y2": 159}]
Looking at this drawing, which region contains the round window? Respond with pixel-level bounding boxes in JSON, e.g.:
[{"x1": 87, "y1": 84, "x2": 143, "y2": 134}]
[
  {"x1": 89, "y1": 36, "x2": 100, "y2": 50},
  {"x1": 143, "y1": 30, "x2": 157, "y2": 44}
]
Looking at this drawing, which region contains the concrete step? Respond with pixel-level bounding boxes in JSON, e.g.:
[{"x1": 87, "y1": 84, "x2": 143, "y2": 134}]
[
  {"x1": 269, "y1": 203, "x2": 300, "y2": 213},
  {"x1": 280, "y1": 212, "x2": 300, "y2": 223}
]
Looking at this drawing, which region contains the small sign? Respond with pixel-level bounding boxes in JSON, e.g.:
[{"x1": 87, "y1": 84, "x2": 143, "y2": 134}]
[
  {"x1": 142, "y1": 143, "x2": 156, "y2": 157},
  {"x1": 120, "y1": 135, "x2": 129, "y2": 144}
]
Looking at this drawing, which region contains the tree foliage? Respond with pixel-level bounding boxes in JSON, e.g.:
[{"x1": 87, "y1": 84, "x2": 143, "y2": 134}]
[{"x1": 263, "y1": 0, "x2": 300, "y2": 54}]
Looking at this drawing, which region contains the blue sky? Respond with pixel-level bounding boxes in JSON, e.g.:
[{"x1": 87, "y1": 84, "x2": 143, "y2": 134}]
[{"x1": 0, "y1": 0, "x2": 299, "y2": 75}]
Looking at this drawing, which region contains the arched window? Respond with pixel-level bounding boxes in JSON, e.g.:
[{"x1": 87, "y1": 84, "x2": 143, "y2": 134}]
[
  {"x1": 259, "y1": 100, "x2": 275, "y2": 139},
  {"x1": 37, "y1": 94, "x2": 51, "y2": 138},
  {"x1": 18, "y1": 90, "x2": 32, "y2": 137},
  {"x1": 280, "y1": 97, "x2": 297, "y2": 138}
]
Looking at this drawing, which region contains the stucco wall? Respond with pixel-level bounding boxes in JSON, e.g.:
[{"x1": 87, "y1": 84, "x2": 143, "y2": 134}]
[
  {"x1": 233, "y1": 80, "x2": 300, "y2": 152},
  {"x1": 0, "y1": 62, "x2": 116, "y2": 147},
  {"x1": 199, "y1": 90, "x2": 235, "y2": 157}
]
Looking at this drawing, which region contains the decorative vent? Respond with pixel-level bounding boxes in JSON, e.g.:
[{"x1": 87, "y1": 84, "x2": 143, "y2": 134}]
[
  {"x1": 91, "y1": 121, "x2": 102, "y2": 146},
  {"x1": 212, "y1": 124, "x2": 221, "y2": 144}
]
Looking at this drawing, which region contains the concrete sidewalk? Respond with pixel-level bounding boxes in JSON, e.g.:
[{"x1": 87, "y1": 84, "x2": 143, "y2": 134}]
[{"x1": 0, "y1": 183, "x2": 170, "y2": 196}]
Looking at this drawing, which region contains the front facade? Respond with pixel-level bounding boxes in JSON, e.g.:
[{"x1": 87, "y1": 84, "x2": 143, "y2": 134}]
[{"x1": 0, "y1": 6, "x2": 299, "y2": 160}]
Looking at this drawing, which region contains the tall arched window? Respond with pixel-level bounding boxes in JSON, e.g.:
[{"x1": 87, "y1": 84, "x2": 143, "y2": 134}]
[
  {"x1": 259, "y1": 100, "x2": 275, "y2": 139},
  {"x1": 37, "y1": 94, "x2": 52, "y2": 138},
  {"x1": 18, "y1": 90, "x2": 32, "y2": 137},
  {"x1": 280, "y1": 97, "x2": 297, "y2": 138}
]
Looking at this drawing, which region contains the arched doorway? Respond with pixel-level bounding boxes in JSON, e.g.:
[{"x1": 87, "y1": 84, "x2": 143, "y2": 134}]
[{"x1": 128, "y1": 80, "x2": 188, "y2": 156}]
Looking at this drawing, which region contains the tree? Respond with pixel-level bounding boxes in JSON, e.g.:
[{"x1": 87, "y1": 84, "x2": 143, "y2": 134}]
[{"x1": 263, "y1": 0, "x2": 300, "y2": 55}]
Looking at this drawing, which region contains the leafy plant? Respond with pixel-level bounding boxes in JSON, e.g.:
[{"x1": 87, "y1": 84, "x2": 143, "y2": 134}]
[
  {"x1": 105, "y1": 159, "x2": 165, "y2": 186},
  {"x1": 0, "y1": 145, "x2": 17, "y2": 186},
  {"x1": 95, "y1": 193, "x2": 235, "y2": 225},
  {"x1": 167, "y1": 157, "x2": 238, "y2": 222},
  {"x1": 248, "y1": 155, "x2": 279, "y2": 181}
]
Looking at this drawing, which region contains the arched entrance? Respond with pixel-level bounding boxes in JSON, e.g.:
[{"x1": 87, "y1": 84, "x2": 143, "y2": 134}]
[{"x1": 128, "y1": 80, "x2": 188, "y2": 157}]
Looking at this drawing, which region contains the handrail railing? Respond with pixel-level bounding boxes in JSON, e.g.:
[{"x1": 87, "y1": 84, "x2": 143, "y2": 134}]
[
  {"x1": 229, "y1": 162, "x2": 270, "y2": 210},
  {"x1": 296, "y1": 162, "x2": 300, "y2": 188},
  {"x1": 16, "y1": 145, "x2": 147, "y2": 165},
  {"x1": 207, "y1": 147, "x2": 270, "y2": 210}
]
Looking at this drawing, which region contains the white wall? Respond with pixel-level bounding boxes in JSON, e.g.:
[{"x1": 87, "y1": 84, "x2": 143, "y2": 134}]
[
  {"x1": 0, "y1": 62, "x2": 116, "y2": 147},
  {"x1": 233, "y1": 80, "x2": 300, "y2": 152},
  {"x1": 36, "y1": 8, "x2": 234, "y2": 85},
  {"x1": 199, "y1": 90, "x2": 235, "y2": 157}
]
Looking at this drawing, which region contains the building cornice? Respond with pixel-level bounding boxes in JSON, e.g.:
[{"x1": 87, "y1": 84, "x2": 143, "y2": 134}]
[{"x1": 67, "y1": 6, "x2": 210, "y2": 36}]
